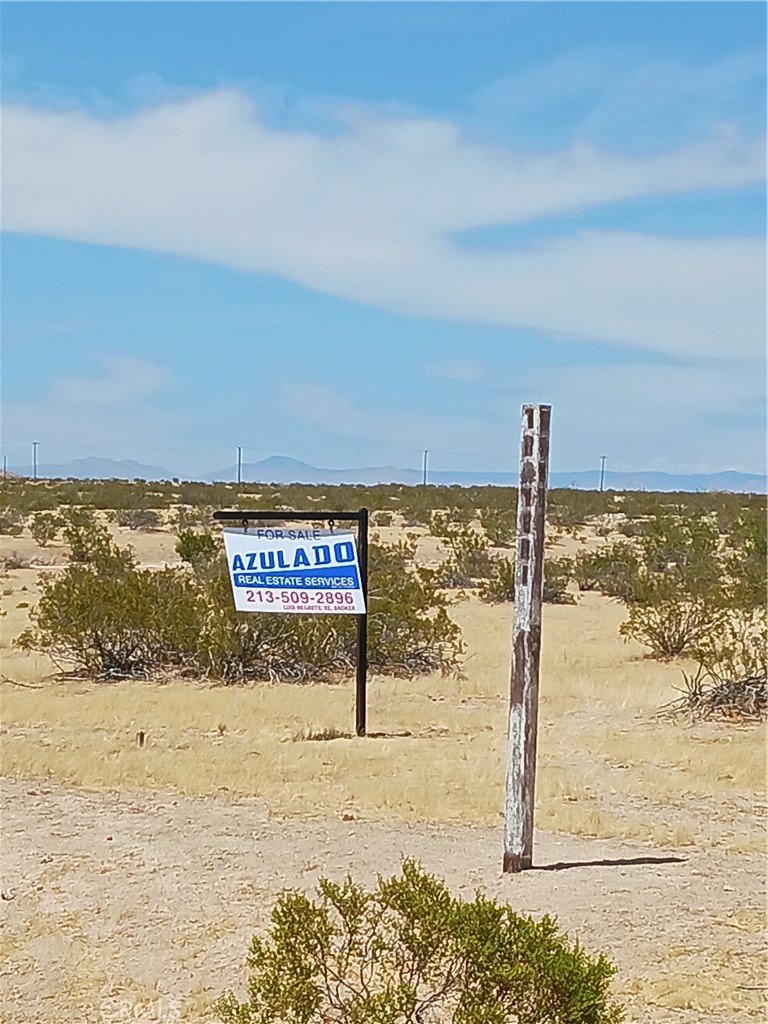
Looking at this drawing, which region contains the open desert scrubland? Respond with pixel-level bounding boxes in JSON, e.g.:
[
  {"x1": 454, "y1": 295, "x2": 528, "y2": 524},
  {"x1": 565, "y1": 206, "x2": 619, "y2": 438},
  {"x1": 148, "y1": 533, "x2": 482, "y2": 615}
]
[{"x1": 0, "y1": 524, "x2": 766, "y2": 1024}]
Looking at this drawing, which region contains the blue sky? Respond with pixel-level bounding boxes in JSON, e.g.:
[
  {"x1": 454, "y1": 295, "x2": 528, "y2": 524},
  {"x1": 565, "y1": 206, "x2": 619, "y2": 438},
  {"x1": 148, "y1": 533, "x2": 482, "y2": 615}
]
[{"x1": 2, "y1": 2, "x2": 766, "y2": 479}]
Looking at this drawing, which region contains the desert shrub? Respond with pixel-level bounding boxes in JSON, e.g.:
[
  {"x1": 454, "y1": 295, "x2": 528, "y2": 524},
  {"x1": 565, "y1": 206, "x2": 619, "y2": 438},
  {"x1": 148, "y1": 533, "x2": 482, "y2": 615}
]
[
  {"x1": 176, "y1": 530, "x2": 220, "y2": 567},
  {"x1": 29, "y1": 512, "x2": 61, "y2": 547},
  {"x1": 640, "y1": 516, "x2": 720, "y2": 579},
  {"x1": 722, "y1": 508, "x2": 767, "y2": 612},
  {"x1": 478, "y1": 556, "x2": 515, "y2": 603},
  {"x1": 59, "y1": 506, "x2": 98, "y2": 528},
  {"x1": 478, "y1": 554, "x2": 576, "y2": 606},
  {"x1": 431, "y1": 514, "x2": 493, "y2": 581},
  {"x1": 543, "y1": 556, "x2": 576, "y2": 604},
  {"x1": 617, "y1": 518, "x2": 652, "y2": 538},
  {"x1": 16, "y1": 559, "x2": 200, "y2": 678},
  {"x1": 619, "y1": 577, "x2": 726, "y2": 658},
  {"x1": 3, "y1": 551, "x2": 32, "y2": 570},
  {"x1": 115, "y1": 508, "x2": 161, "y2": 531},
  {"x1": 479, "y1": 506, "x2": 516, "y2": 547},
  {"x1": 215, "y1": 859, "x2": 622, "y2": 1024},
  {"x1": 17, "y1": 534, "x2": 463, "y2": 682},
  {"x1": 619, "y1": 517, "x2": 729, "y2": 659},
  {"x1": 660, "y1": 610, "x2": 767, "y2": 722},
  {"x1": 690, "y1": 608, "x2": 767, "y2": 685},
  {"x1": 429, "y1": 558, "x2": 473, "y2": 590},
  {"x1": 372, "y1": 510, "x2": 393, "y2": 527},
  {"x1": 172, "y1": 504, "x2": 214, "y2": 532},
  {"x1": 366, "y1": 540, "x2": 464, "y2": 675},
  {"x1": 62, "y1": 519, "x2": 134, "y2": 573},
  {"x1": 399, "y1": 498, "x2": 433, "y2": 528},
  {"x1": 547, "y1": 489, "x2": 612, "y2": 529},
  {"x1": 0, "y1": 507, "x2": 24, "y2": 536},
  {"x1": 573, "y1": 543, "x2": 642, "y2": 599}
]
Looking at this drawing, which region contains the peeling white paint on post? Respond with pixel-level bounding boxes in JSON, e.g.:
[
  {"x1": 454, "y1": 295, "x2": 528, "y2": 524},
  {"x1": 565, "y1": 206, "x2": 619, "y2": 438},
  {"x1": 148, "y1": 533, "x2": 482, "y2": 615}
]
[{"x1": 503, "y1": 404, "x2": 551, "y2": 873}]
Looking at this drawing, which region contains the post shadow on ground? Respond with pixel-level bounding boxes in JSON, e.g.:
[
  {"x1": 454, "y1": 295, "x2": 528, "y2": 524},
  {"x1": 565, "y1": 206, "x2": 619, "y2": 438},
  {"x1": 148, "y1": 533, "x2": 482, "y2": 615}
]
[{"x1": 530, "y1": 855, "x2": 687, "y2": 872}]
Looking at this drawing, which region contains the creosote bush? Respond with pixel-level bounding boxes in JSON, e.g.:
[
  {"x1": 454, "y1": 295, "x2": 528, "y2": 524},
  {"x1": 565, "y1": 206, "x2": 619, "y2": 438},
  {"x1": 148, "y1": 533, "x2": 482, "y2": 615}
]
[
  {"x1": 0, "y1": 507, "x2": 25, "y2": 536},
  {"x1": 618, "y1": 516, "x2": 738, "y2": 659},
  {"x1": 29, "y1": 511, "x2": 61, "y2": 547},
  {"x1": 479, "y1": 506, "x2": 517, "y2": 547},
  {"x1": 176, "y1": 529, "x2": 220, "y2": 566},
  {"x1": 215, "y1": 859, "x2": 623, "y2": 1024},
  {"x1": 478, "y1": 554, "x2": 576, "y2": 605},
  {"x1": 542, "y1": 555, "x2": 576, "y2": 605},
  {"x1": 18, "y1": 531, "x2": 463, "y2": 682},
  {"x1": 431, "y1": 513, "x2": 494, "y2": 581},
  {"x1": 478, "y1": 555, "x2": 516, "y2": 603},
  {"x1": 572, "y1": 543, "x2": 641, "y2": 599},
  {"x1": 115, "y1": 507, "x2": 161, "y2": 531}
]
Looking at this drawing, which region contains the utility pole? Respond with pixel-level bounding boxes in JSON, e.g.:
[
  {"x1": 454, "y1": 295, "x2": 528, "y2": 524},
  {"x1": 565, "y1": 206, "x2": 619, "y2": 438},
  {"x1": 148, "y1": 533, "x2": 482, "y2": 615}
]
[
  {"x1": 236, "y1": 446, "x2": 243, "y2": 485},
  {"x1": 422, "y1": 449, "x2": 429, "y2": 486},
  {"x1": 503, "y1": 404, "x2": 551, "y2": 874},
  {"x1": 599, "y1": 454, "x2": 607, "y2": 492},
  {"x1": 32, "y1": 441, "x2": 39, "y2": 481}
]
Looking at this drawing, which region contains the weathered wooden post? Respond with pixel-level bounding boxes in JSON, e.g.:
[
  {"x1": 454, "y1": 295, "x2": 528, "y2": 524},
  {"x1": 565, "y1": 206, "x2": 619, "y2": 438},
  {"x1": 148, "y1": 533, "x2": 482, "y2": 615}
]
[{"x1": 503, "y1": 404, "x2": 551, "y2": 873}]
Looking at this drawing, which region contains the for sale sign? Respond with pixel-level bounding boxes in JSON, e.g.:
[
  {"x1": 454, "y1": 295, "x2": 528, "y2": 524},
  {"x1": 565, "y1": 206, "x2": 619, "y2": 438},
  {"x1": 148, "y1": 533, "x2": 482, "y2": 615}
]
[{"x1": 222, "y1": 527, "x2": 366, "y2": 614}]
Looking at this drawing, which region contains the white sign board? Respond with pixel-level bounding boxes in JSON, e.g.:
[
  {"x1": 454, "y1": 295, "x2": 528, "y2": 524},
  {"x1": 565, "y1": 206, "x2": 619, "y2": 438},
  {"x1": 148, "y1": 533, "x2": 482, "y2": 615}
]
[{"x1": 222, "y1": 527, "x2": 366, "y2": 615}]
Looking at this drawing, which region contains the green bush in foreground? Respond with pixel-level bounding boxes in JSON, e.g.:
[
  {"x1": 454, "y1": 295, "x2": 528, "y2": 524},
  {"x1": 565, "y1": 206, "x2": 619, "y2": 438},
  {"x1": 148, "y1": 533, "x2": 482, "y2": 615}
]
[{"x1": 215, "y1": 860, "x2": 623, "y2": 1024}]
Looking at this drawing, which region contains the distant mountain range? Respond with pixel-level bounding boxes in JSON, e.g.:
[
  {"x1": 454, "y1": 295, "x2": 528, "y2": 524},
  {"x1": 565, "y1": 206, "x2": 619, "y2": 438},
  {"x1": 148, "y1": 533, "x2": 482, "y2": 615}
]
[{"x1": 6, "y1": 454, "x2": 766, "y2": 493}]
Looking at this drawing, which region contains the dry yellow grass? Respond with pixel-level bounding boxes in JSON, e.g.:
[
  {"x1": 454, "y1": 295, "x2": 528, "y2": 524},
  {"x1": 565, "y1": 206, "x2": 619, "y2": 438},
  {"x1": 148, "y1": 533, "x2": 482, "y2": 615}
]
[{"x1": 2, "y1": 565, "x2": 764, "y2": 853}]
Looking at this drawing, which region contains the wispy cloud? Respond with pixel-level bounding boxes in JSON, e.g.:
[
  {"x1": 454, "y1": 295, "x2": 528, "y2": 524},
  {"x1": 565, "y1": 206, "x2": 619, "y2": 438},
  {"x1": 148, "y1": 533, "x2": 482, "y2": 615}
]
[
  {"x1": 271, "y1": 353, "x2": 766, "y2": 475},
  {"x1": 1, "y1": 315, "x2": 95, "y2": 345},
  {"x1": 50, "y1": 354, "x2": 169, "y2": 406},
  {"x1": 2, "y1": 87, "x2": 764, "y2": 360},
  {"x1": 471, "y1": 48, "x2": 765, "y2": 149},
  {"x1": 271, "y1": 380, "x2": 495, "y2": 459},
  {"x1": 2, "y1": 353, "x2": 176, "y2": 455}
]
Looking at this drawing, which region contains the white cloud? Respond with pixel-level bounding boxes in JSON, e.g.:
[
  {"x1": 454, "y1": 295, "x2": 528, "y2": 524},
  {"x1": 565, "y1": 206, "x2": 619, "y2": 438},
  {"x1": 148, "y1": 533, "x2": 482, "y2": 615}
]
[{"x1": 2, "y1": 90, "x2": 765, "y2": 360}]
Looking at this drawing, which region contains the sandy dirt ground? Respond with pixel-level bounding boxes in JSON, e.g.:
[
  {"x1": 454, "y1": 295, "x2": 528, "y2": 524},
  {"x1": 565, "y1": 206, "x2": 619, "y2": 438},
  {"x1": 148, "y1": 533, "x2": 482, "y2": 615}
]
[
  {"x1": 1, "y1": 517, "x2": 766, "y2": 1023},
  {"x1": 1, "y1": 778, "x2": 765, "y2": 1024}
]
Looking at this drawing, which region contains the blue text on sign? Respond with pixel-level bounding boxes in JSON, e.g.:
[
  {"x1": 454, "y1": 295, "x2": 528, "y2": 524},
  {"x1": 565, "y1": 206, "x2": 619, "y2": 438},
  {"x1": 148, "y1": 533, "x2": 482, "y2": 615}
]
[{"x1": 230, "y1": 541, "x2": 355, "y2": 574}]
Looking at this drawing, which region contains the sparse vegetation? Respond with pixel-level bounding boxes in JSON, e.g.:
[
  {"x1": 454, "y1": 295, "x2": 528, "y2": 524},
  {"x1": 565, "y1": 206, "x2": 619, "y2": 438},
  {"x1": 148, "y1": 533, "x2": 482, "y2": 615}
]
[{"x1": 1, "y1": 474, "x2": 764, "y2": 1024}]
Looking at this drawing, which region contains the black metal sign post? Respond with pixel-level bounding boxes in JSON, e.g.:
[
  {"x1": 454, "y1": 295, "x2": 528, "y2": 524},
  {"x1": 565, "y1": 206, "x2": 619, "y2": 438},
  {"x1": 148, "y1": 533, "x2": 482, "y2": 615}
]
[
  {"x1": 213, "y1": 507, "x2": 369, "y2": 737},
  {"x1": 354, "y1": 507, "x2": 369, "y2": 737}
]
